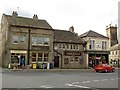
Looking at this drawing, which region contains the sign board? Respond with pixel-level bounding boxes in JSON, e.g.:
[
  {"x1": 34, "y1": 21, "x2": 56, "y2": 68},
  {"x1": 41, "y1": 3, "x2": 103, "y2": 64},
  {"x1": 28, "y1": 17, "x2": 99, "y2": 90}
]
[{"x1": 64, "y1": 51, "x2": 81, "y2": 56}]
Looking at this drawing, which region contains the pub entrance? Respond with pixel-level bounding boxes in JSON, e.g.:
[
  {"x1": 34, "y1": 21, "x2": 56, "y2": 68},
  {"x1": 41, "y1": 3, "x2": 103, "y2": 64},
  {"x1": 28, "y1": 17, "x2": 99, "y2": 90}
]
[{"x1": 54, "y1": 56, "x2": 59, "y2": 67}]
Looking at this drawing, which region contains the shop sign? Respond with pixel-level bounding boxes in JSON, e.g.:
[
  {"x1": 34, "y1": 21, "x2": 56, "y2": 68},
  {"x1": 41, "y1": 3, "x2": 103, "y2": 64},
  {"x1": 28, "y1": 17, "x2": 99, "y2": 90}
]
[
  {"x1": 64, "y1": 51, "x2": 81, "y2": 56},
  {"x1": 11, "y1": 50, "x2": 27, "y2": 53}
]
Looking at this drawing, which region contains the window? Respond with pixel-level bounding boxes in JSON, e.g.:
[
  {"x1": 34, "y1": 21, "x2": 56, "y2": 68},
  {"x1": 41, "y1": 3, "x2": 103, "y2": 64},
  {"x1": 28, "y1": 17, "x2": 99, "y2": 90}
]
[
  {"x1": 32, "y1": 36, "x2": 37, "y2": 44},
  {"x1": 63, "y1": 44, "x2": 65, "y2": 48},
  {"x1": 38, "y1": 36, "x2": 43, "y2": 45},
  {"x1": 76, "y1": 45, "x2": 79, "y2": 49},
  {"x1": 75, "y1": 57, "x2": 78, "y2": 63},
  {"x1": 44, "y1": 37, "x2": 49, "y2": 45},
  {"x1": 70, "y1": 57, "x2": 74, "y2": 63},
  {"x1": 20, "y1": 35, "x2": 25, "y2": 43},
  {"x1": 89, "y1": 40, "x2": 95, "y2": 49},
  {"x1": 102, "y1": 41, "x2": 107, "y2": 49},
  {"x1": 116, "y1": 51, "x2": 117, "y2": 55},
  {"x1": 44, "y1": 53, "x2": 49, "y2": 62},
  {"x1": 38, "y1": 53, "x2": 42, "y2": 62},
  {"x1": 13, "y1": 35, "x2": 18, "y2": 44},
  {"x1": 31, "y1": 53, "x2": 36, "y2": 62},
  {"x1": 70, "y1": 44, "x2": 73, "y2": 49},
  {"x1": 73, "y1": 45, "x2": 76, "y2": 49},
  {"x1": 66, "y1": 44, "x2": 69, "y2": 49},
  {"x1": 64, "y1": 58, "x2": 69, "y2": 64},
  {"x1": 59, "y1": 44, "x2": 62, "y2": 48}
]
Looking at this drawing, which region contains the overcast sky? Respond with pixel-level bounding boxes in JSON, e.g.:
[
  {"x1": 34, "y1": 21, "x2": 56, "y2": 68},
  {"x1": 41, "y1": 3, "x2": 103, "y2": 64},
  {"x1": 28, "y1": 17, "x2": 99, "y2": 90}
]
[{"x1": 0, "y1": 0, "x2": 119, "y2": 39}]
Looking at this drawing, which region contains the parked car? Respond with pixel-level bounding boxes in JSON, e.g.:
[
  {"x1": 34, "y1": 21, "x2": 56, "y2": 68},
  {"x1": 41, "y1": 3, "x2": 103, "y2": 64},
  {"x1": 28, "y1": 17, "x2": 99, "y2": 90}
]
[{"x1": 94, "y1": 64, "x2": 115, "y2": 73}]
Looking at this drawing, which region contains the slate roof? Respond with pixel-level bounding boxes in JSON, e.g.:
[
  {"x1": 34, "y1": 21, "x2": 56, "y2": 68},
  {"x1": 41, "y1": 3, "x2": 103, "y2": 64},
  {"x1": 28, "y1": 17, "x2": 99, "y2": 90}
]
[
  {"x1": 3, "y1": 14, "x2": 52, "y2": 29},
  {"x1": 54, "y1": 30, "x2": 84, "y2": 44},
  {"x1": 80, "y1": 30, "x2": 108, "y2": 38},
  {"x1": 110, "y1": 44, "x2": 120, "y2": 50}
]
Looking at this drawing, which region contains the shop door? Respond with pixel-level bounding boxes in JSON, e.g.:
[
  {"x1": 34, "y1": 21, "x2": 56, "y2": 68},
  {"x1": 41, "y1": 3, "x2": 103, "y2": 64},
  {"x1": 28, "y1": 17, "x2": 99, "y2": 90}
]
[{"x1": 54, "y1": 56, "x2": 59, "y2": 67}]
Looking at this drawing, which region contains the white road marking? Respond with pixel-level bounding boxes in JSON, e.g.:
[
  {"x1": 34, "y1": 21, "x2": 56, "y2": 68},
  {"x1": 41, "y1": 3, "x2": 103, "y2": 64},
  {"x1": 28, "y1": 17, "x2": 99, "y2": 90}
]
[
  {"x1": 101, "y1": 79, "x2": 108, "y2": 81},
  {"x1": 110, "y1": 78, "x2": 115, "y2": 80},
  {"x1": 66, "y1": 83, "x2": 90, "y2": 88},
  {"x1": 71, "y1": 82, "x2": 79, "y2": 84},
  {"x1": 93, "y1": 80, "x2": 99, "y2": 82},
  {"x1": 82, "y1": 81, "x2": 91, "y2": 83},
  {"x1": 40, "y1": 85, "x2": 53, "y2": 88}
]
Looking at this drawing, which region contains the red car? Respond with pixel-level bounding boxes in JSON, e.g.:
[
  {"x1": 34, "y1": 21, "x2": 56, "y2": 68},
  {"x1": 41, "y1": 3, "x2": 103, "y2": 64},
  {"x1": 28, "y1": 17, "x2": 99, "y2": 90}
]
[{"x1": 94, "y1": 64, "x2": 115, "y2": 73}]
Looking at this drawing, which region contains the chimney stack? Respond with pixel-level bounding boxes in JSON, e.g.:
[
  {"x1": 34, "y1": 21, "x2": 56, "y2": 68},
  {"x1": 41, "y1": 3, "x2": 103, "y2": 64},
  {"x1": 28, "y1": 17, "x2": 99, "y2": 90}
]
[
  {"x1": 33, "y1": 14, "x2": 38, "y2": 21},
  {"x1": 69, "y1": 26, "x2": 74, "y2": 32}
]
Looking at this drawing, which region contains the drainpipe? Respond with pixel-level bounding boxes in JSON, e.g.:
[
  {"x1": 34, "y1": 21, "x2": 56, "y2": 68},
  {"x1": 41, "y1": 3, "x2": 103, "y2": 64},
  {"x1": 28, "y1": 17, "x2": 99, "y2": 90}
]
[{"x1": 27, "y1": 30, "x2": 31, "y2": 65}]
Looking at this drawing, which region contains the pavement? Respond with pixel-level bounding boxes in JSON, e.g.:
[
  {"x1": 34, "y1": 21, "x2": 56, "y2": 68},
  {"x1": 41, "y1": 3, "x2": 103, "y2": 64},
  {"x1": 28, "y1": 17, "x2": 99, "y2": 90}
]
[
  {"x1": 1, "y1": 68, "x2": 95, "y2": 72},
  {"x1": 1, "y1": 67, "x2": 119, "y2": 72}
]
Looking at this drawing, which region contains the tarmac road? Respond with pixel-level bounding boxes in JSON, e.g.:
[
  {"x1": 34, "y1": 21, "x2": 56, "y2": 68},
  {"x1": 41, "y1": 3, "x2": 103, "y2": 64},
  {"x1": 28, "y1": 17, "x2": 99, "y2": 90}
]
[{"x1": 1, "y1": 68, "x2": 120, "y2": 90}]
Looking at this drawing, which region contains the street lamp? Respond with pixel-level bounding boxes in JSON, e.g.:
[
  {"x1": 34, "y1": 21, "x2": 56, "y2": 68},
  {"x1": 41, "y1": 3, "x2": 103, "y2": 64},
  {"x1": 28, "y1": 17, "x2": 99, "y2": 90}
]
[{"x1": 54, "y1": 45, "x2": 63, "y2": 69}]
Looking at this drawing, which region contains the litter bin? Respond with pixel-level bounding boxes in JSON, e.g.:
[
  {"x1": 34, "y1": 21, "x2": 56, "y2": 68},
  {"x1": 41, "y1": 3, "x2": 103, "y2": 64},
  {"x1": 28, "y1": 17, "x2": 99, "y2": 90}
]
[
  {"x1": 50, "y1": 63, "x2": 53, "y2": 69},
  {"x1": 32, "y1": 63, "x2": 37, "y2": 69}
]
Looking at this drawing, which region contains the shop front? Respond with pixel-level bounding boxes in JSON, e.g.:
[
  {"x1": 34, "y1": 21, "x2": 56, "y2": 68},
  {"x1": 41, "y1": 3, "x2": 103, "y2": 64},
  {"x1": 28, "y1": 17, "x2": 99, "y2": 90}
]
[
  {"x1": 88, "y1": 51, "x2": 109, "y2": 67},
  {"x1": 63, "y1": 51, "x2": 84, "y2": 69},
  {"x1": 10, "y1": 50, "x2": 27, "y2": 69}
]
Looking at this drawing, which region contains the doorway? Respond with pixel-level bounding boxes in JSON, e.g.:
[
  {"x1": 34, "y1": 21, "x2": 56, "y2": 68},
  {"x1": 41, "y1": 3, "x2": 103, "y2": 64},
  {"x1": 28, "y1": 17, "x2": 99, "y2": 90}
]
[{"x1": 54, "y1": 56, "x2": 59, "y2": 67}]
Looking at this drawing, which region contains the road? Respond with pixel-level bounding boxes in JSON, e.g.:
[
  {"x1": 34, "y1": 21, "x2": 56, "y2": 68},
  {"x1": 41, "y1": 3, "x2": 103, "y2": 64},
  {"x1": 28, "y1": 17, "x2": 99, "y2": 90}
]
[{"x1": 1, "y1": 69, "x2": 120, "y2": 90}]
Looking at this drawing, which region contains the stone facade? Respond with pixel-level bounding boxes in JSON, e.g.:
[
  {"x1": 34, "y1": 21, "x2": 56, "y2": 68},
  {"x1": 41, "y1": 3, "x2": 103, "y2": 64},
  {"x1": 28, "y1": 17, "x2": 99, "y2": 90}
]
[
  {"x1": 1, "y1": 11, "x2": 54, "y2": 68},
  {"x1": 80, "y1": 30, "x2": 110, "y2": 68},
  {"x1": 54, "y1": 29, "x2": 86, "y2": 69}
]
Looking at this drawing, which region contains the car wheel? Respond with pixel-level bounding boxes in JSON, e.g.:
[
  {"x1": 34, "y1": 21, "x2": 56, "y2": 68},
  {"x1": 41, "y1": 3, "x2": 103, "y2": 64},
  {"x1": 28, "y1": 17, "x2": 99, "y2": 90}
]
[{"x1": 96, "y1": 70, "x2": 99, "y2": 72}]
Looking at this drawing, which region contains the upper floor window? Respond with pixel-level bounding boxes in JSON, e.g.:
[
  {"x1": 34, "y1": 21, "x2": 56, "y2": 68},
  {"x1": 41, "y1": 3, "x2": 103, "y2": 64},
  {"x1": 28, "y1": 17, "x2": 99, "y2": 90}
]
[
  {"x1": 13, "y1": 35, "x2": 19, "y2": 44},
  {"x1": 38, "y1": 36, "x2": 43, "y2": 45},
  {"x1": 89, "y1": 40, "x2": 95, "y2": 49},
  {"x1": 44, "y1": 37, "x2": 49, "y2": 45},
  {"x1": 20, "y1": 35, "x2": 25, "y2": 43},
  {"x1": 59, "y1": 44, "x2": 62, "y2": 48},
  {"x1": 63, "y1": 44, "x2": 66, "y2": 49},
  {"x1": 32, "y1": 36, "x2": 37, "y2": 44},
  {"x1": 102, "y1": 41, "x2": 107, "y2": 49},
  {"x1": 32, "y1": 36, "x2": 49, "y2": 45}
]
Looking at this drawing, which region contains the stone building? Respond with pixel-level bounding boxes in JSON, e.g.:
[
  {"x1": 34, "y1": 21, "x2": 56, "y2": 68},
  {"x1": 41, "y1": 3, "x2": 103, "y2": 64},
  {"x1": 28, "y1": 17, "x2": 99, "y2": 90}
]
[
  {"x1": 53, "y1": 27, "x2": 86, "y2": 69},
  {"x1": 1, "y1": 11, "x2": 54, "y2": 68},
  {"x1": 80, "y1": 30, "x2": 109, "y2": 68},
  {"x1": 106, "y1": 24, "x2": 119, "y2": 66},
  {"x1": 109, "y1": 44, "x2": 120, "y2": 67}
]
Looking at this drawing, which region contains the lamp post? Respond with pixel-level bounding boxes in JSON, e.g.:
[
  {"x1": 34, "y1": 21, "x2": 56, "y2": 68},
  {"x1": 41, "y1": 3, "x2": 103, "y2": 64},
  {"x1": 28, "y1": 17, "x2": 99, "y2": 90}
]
[{"x1": 54, "y1": 45, "x2": 62, "y2": 69}]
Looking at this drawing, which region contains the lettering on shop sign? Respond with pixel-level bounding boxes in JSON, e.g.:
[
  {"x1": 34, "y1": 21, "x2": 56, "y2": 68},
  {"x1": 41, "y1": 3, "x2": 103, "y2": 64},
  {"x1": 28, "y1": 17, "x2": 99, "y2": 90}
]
[{"x1": 64, "y1": 51, "x2": 81, "y2": 56}]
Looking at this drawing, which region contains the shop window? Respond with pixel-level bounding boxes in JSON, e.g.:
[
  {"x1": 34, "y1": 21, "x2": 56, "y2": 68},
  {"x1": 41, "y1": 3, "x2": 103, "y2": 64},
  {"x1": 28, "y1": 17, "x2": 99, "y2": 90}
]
[
  {"x1": 38, "y1": 36, "x2": 43, "y2": 45},
  {"x1": 13, "y1": 35, "x2": 18, "y2": 44},
  {"x1": 38, "y1": 53, "x2": 42, "y2": 62},
  {"x1": 70, "y1": 57, "x2": 74, "y2": 63},
  {"x1": 44, "y1": 53, "x2": 48, "y2": 62},
  {"x1": 20, "y1": 35, "x2": 26, "y2": 43},
  {"x1": 32, "y1": 36, "x2": 37, "y2": 44},
  {"x1": 75, "y1": 57, "x2": 79, "y2": 63},
  {"x1": 44, "y1": 37, "x2": 49, "y2": 45},
  {"x1": 64, "y1": 58, "x2": 69, "y2": 64},
  {"x1": 32, "y1": 53, "x2": 36, "y2": 62}
]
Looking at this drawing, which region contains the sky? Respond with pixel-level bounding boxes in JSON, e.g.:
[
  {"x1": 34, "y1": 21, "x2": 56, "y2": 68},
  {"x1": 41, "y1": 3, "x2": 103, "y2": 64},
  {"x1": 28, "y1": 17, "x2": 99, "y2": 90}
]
[{"x1": 0, "y1": 0, "x2": 119, "y2": 42}]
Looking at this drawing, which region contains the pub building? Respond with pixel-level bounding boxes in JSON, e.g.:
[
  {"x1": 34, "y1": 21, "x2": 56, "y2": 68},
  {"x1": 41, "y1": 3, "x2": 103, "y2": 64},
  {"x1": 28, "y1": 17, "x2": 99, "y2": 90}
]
[
  {"x1": 53, "y1": 27, "x2": 87, "y2": 69},
  {"x1": 1, "y1": 11, "x2": 54, "y2": 69}
]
